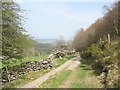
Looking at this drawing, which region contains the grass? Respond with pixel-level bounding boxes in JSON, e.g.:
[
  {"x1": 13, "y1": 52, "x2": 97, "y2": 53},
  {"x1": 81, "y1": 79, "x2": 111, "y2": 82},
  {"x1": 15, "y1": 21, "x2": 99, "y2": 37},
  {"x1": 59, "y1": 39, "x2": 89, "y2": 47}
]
[
  {"x1": 1, "y1": 54, "x2": 79, "y2": 69},
  {"x1": 53, "y1": 58, "x2": 67, "y2": 68},
  {"x1": 38, "y1": 63, "x2": 103, "y2": 88},
  {"x1": 72, "y1": 64, "x2": 103, "y2": 88},
  {"x1": 3, "y1": 56, "x2": 72, "y2": 88},
  {"x1": 52, "y1": 54, "x2": 79, "y2": 68},
  {"x1": 1, "y1": 55, "x2": 48, "y2": 69},
  {"x1": 4, "y1": 54, "x2": 102, "y2": 88},
  {"x1": 39, "y1": 70, "x2": 72, "y2": 88},
  {"x1": 4, "y1": 69, "x2": 51, "y2": 88},
  {"x1": 64, "y1": 55, "x2": 79, "y2": 60}
]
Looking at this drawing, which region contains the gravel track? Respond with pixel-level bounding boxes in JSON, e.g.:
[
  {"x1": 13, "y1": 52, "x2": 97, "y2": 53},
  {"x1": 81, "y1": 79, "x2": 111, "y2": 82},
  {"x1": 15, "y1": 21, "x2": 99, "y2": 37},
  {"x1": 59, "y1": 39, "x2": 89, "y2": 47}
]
[{"x1": 19, "y1": 57, "x2": 81, "y2": 88}]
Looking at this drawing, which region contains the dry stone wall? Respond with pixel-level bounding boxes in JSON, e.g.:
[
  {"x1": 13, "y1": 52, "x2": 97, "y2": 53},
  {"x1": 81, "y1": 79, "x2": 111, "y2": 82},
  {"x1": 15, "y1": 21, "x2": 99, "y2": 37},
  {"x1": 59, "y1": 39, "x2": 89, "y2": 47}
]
[
  {"x1": 1, "y1": 57, "x2": 54, "y2": 84},
  {"x1": 1, "y1": 44, "x2": 76, "y2": 85}
]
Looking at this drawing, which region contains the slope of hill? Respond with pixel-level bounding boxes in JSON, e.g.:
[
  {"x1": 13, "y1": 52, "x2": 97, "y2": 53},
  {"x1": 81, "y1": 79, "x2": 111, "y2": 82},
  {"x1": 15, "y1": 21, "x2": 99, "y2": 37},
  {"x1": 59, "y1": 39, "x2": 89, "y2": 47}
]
[{"x1": 35, "y1": 39, "x2": 57, "y2": 45}]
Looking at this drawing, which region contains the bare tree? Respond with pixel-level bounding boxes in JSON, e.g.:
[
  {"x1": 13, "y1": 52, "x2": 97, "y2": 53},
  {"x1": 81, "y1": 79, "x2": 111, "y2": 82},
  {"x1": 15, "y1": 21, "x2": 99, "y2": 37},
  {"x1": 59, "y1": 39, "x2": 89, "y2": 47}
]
[
  {"x1": 103, "y1": 3, "x2": 119, "y2": 35},
  {"x1": 55, "y1": 36, "x2": 65, "y2": 48}
]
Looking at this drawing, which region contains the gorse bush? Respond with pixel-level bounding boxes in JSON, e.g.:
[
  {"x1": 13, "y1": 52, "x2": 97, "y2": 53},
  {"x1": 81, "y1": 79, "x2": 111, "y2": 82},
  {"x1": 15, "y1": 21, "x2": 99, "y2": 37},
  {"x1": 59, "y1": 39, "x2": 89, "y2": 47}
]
[
  {"x1": 81, "y1": 36, "x2": 110, "y2": 60},
  {"x1": 81, "y1": 35, "x2": 119, "y2": 88}
]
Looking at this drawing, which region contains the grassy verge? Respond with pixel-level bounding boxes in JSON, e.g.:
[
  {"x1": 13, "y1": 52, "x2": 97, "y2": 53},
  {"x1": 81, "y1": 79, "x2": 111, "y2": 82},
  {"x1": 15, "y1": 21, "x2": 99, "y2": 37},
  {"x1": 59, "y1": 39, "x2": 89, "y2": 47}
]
[
  {"x1": 39, "y1": 70, "x2": 72, "y2": 88},
  {"x1": 64, "y1": 54, "x2": 79, "y2": 60},
  {"x1": 1, "y1": 56, "x2": 48, "y2": 69},
  {"x1": 4, "y1": 69, "x2": 51, "y2": 88},
  {"x1": 72, "y1": 64, "x2": 103, "y2": 88},
  {"x1": 53, "y1": 58, "x2": 67, "y2": 68},
  {"x1": 4, "y1": 57, "x2": 71, "y2": 88}
]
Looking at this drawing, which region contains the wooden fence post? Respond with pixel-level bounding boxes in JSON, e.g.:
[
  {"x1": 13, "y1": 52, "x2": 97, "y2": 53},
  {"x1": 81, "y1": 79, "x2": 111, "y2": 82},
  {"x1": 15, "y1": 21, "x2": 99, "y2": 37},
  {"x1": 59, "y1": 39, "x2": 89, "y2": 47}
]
[
  {"x1": 108, "y1": 34, "x2": 111, "y2": 45},
  {"x1": 100, "y1": 38, "x2": 102, "y2": 43}
]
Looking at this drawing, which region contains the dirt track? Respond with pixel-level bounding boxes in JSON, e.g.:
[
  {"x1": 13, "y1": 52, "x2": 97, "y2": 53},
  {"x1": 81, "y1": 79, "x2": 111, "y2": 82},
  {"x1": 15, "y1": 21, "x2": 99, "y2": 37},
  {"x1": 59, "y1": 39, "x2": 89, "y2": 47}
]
[
  {"x1": 59, "y1": 61, "x2": 80, "y2": 88},
  {"x1": 19, "y1": 57, "x2": 81, "y2": 88}
]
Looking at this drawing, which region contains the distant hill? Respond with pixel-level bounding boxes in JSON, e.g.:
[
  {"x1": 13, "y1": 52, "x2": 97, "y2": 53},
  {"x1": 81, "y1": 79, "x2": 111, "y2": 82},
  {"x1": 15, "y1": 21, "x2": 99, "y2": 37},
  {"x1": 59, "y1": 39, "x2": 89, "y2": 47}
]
[{"x1": 35, "y1": 39, "x2": 57, "y2": 45}]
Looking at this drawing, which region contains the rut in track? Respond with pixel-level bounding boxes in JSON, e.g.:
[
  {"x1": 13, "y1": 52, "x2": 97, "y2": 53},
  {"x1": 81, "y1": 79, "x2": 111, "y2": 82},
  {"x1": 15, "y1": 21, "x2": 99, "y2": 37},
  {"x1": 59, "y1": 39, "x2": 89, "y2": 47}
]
[{"x1": 59, "y1": 65, "x2": 80, "y2": 88}]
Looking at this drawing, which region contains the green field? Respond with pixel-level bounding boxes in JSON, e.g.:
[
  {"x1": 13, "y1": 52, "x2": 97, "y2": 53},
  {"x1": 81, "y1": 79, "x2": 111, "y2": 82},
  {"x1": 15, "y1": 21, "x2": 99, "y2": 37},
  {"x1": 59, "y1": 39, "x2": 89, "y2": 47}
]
[
  {"x1": 1, "y1": 55, "x2": 78, "y2": 69},
  {"x1": 1, "y1": 56, "x2": 48, "y2": 69}
]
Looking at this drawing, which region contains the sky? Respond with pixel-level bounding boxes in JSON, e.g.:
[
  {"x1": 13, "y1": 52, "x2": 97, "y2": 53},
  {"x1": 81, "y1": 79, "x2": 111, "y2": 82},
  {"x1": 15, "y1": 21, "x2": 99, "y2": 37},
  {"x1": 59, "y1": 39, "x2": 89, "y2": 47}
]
[{"x1": 15, "y1": 0, "x2": 116, "y2": 40}]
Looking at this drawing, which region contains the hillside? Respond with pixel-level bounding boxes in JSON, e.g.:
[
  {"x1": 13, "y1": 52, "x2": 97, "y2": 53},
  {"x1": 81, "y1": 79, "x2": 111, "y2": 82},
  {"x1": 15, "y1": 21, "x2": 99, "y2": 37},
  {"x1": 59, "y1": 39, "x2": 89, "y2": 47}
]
[{"x1": 35, "y1": 39, "x2": 57, "y2": 45}]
